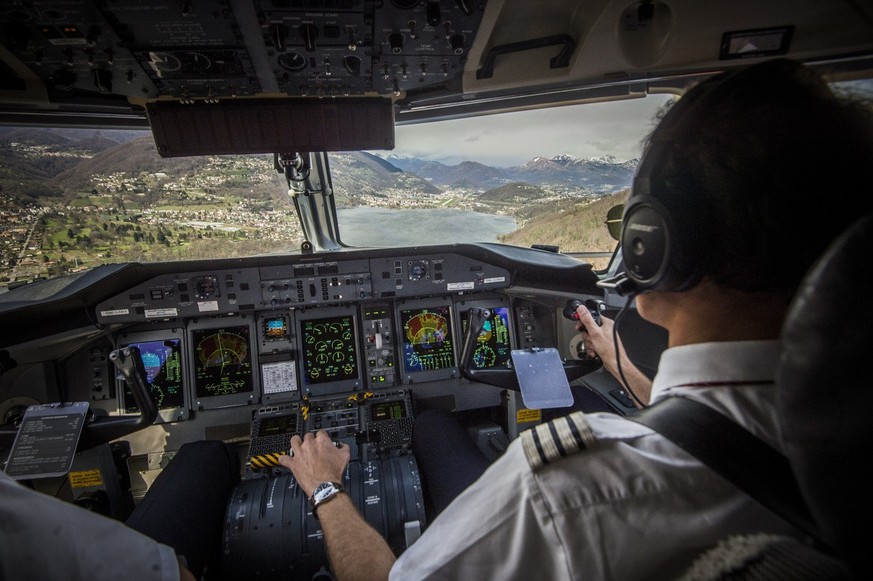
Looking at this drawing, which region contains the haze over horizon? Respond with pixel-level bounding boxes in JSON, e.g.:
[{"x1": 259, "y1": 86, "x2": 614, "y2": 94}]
[{"x1": 380, "y1": 94, "x2": 675, "y2": 167}]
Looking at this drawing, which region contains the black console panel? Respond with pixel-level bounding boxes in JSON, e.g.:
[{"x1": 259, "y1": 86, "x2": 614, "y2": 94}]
[{"x1": 0, "y1": 0, "x2": 486, "y2": 101}]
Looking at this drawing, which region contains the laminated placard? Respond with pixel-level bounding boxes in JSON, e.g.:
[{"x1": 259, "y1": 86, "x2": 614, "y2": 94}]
[
  {"x1": 4, "y1": 402, "x2": 88, "y2": 480},
  {"x1": 510, "y1": 348, "x2": 574, "y2": 409}
]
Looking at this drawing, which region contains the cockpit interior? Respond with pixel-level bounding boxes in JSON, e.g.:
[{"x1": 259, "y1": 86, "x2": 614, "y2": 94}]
[{"x1": 1, "y1": 1, "x2": 872, "y2": 579}]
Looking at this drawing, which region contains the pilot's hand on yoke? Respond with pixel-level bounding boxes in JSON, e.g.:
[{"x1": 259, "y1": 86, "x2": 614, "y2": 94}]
[
  {"x1": 575, "y1": 305, "x2": 619, "y2": 369},
  {"x1": 280, "y1": 431, "x2": 350, "y2": 496}
]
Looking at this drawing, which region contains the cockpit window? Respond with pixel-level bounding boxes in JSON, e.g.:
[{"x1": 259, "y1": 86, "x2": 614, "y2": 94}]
[
  {"x1": 2, "y1": 93, "x2": 671, "y2": 288},
  {"x1": 335, "y1": 97, "x2": 673, "y2": 257}
]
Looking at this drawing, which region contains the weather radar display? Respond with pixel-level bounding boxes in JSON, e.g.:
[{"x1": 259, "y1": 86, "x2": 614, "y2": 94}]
[
  {"x1": 401, "y1": 306, "x2": 455, "y2": 372},
  {"x1": 192, "y1": 326, "x2": 254, "y2": 398}
]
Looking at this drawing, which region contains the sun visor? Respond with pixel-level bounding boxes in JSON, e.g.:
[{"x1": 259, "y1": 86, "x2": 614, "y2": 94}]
[{"x1": 146, "y1": 97, "x2": 394, "y2": 157}]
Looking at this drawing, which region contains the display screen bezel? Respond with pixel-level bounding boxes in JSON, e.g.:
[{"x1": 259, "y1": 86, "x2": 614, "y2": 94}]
[
  {"x1": 188, "y1": 317, "x2": 258, "y2": 410},
  {"x1": 459, "y1": 303, "x2": 514, "y2": 370},
  {"x1": 396, "y1": 298, "x2": 459, "y2": 383},
  {"x1": 297, "y1": 305, "x2": 362, "y2": 396},
  {"x1": 116, "y1": 328, "x2": 189, "y2": 422}
]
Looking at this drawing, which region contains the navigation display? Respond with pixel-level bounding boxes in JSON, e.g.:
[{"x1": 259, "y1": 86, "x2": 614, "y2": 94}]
[
  {"x1": 192, "y1": 325, "x2": 255, "y2": 398},
  {"x1": 464, "y1": 306, "x2": 512, "y2": 369},
  {"x1": 400, "y1": 305, "x2": 456, "y2": 373},
  {"x1": 301, "y1": 315, "x2": 359, "y2": 385},
  {"x1": 121, "y1": 339, "x2": 185, "y2": 411}
]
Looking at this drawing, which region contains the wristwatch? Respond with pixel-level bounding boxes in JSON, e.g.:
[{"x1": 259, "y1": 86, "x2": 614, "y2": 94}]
[{"x1": 309, "y1": 481, "x2": 345, "y2": 517}]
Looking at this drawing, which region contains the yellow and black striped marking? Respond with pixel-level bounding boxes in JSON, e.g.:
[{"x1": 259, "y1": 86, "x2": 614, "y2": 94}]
[
  {"x1": 248, "y1": 452, "x2": 286, "y2": 470},
  {"x1": 521, "y1": 411, "x2": 597, "y2": 470}
]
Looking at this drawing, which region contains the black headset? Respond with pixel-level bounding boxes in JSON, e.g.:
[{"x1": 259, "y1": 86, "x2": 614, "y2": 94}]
[
  {"x1": 615, "y1": 67, "x2": 747, "y2": 295},
  {"x1": 619, "y1": 142, "x2": 711, "y2": 294}
]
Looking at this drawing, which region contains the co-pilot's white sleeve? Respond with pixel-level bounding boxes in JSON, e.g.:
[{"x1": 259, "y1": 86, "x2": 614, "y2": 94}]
[{"x1": 0, "y1": 472, "x2": 180, "y2": 581}]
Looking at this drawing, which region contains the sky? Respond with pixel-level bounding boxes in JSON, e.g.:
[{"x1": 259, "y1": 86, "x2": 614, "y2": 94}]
[{"x1": 382, "y1": 93, "x2": 675, "y2": 167}]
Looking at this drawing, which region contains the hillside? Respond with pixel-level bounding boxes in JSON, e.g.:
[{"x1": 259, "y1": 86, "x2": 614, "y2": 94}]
[
  {"x1": 54, "y1": 135, "x2": 209, "y2": 194},
  {"x1": 477, "y1": 182, "x2": 545, "y2": 203},
  {"x1": 0, "y1": 128, "x2": 125, "y2": 200},
  {"x1": 499, "y1": 189, "x2": 630, "y2": 253},
  {"x1": 330, "y1": 152, "x2": 441, "y2": 206}
]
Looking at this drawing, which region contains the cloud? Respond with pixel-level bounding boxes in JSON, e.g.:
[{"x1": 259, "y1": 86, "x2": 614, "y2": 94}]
[{"x1": 391, "y1": 94, "x2": 674, "y2": 166}]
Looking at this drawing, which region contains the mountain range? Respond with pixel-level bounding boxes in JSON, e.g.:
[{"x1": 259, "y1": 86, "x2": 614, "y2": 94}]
[{"x1": 380, "y1": 153, "x2": 637, "y2": 192}]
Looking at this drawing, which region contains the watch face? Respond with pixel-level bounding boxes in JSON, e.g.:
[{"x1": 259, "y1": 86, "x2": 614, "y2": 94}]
[
  {"x1": 314, "y1": 482, "x2": 338, "y2": 502},
  {"x1": 310, "y1": 481, "x2": 344, "y2": 512}
]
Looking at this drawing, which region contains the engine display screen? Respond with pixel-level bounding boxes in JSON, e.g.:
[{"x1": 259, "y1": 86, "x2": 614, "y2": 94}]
[
  {"x1": 400, "y1": 306, "x2": 456, "y2": 373},
  {"x1": 192, "y1": 325, "x2": 254, "y2": 398},
  {"x1": 122, "y1": 339, "x2": 185, "y2": 411},
  {"x1": 464, "y1": 306, "x2": 512, "y2": 369},
  {"x1": 301, "y1": 315, "x2": 359, "y2": 385}
]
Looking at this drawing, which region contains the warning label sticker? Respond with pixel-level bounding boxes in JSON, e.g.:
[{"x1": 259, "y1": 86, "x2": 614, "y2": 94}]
[
  {"x1": 69, "y1": 469, "x2": 104, "y2": 489},
  {"x1": 517, "y1": 408, "x2": 542, "y2": 424}
]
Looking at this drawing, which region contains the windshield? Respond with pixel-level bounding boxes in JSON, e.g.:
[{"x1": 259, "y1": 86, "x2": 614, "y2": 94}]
[
  {"x1": 1, "y1": 94, "x2": 669, "y2": 289},
  {"x1": 336, "y1": 96, "x2": 672, "y2": 253}
]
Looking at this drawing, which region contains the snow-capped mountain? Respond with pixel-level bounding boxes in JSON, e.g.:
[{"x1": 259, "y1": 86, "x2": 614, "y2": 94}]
[{"x1": 381, "y1": 153, "x2": 637, "y2": 192}]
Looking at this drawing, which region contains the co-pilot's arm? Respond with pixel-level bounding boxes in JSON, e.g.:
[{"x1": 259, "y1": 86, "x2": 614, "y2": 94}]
[{"x1": 279, "y1": 432, "x2": 395, "y2": 581}]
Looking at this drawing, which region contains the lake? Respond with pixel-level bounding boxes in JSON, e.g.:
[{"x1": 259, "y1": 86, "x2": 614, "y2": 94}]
[{"x1": 337, "y1": 207, "x2": 517, "y2": 247}]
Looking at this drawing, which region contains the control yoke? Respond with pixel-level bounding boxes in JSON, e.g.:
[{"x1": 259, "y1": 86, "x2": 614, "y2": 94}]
[
  {"x1": 459, "y1": 308, "x2": 601, "y2": 390},
  {"x1": 82, "y1": 346, "x2": 159, "y2": 446},
  {"x1": 0, "y1": 346, "x2": 158, "y2": 454}
]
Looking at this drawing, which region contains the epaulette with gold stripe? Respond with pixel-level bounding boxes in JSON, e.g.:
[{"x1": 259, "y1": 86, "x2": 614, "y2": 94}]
[{"x1": 521, "y1": 411, "x2": 597, "y2": 470}]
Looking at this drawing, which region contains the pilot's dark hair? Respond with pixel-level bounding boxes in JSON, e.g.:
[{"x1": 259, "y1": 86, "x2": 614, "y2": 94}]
[{"x1": 628, "y1": 58, "x2": 873, "y2": 296}]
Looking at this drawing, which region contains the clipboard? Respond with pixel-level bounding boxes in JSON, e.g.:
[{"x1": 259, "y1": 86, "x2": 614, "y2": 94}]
[
  {"x1": 510, "y1": 348, "x2": 574, "y2": 409},
  {"x1": 3, "y1": 402, "x2": 88, "y2": 480}
]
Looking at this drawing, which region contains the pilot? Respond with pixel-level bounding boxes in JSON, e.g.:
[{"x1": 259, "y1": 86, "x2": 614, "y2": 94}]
[{"x1": 284, "y1": 57, "x2": 873, "y2": 579}]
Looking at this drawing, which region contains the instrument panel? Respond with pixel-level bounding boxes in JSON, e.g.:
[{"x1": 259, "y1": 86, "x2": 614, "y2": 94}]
[{"x1": 107, "y1": 251, "x2": 516, "y2": 422}]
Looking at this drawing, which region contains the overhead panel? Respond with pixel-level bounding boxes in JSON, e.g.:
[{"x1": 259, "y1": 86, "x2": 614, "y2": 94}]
[
  {"x1": 0, "y1": 1, "x2": 158, "y2": 101},
  {"x1": 0, "y1": 0, "x2": 487, "y2": 105},
  {"x1": 99, "y1": 0, "x2": 261, "y2": 101}
]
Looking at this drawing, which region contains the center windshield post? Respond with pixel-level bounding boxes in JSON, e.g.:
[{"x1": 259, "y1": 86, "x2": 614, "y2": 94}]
[{"x1": 275, "y1": 152, "x2": 344, "y2": 251}]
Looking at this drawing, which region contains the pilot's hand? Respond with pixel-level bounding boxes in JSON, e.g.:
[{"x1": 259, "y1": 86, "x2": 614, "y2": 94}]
[
  {"x1": 575, "y1": 305, "x2": 619, "y2": 369},
  {"x1": 279, "y1": 431, "x2": 350, "y2": 497}
]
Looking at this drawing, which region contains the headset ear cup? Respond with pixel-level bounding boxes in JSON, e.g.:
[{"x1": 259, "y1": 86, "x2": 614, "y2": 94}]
[
  {"x1": 621, "y1": 196, "x2": 673, "y2": 291},
  {"x1": 621, "y1": 193, "x2": 708, "y2": 292}
]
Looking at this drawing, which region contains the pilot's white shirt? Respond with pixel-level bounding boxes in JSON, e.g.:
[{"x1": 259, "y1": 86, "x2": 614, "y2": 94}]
[
  {"x1": 0, "y1": 470, "x2": 179, "y2": 581},
  {"x1": 391, "y1": 340, "x2": 801, "y2": 580}
]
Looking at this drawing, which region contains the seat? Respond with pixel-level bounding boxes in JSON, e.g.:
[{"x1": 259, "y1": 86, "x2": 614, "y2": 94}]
[
  {"x1": 776, "y1": 212, "x2": 873, "y2": 577},
  {"x1": 679, "y1": 213, "x2": 873, "y2": 580}
]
